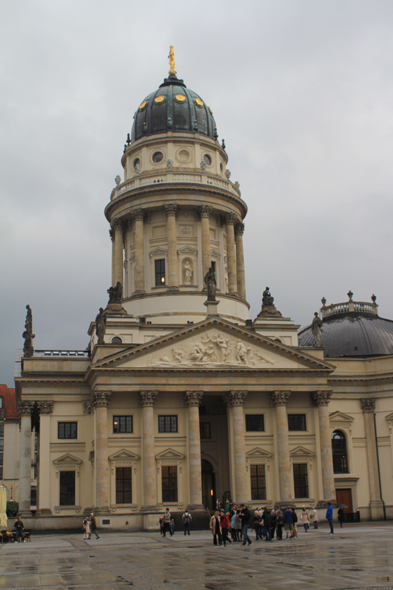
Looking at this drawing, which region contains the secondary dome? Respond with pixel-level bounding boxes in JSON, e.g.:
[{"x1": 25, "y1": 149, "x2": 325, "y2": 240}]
[
  {"x1": 130, "y1": 74, "x2": 218, "y2": 143},
  {"x1": 298, "y1": 293, "x2": 393, "y2": 357}
]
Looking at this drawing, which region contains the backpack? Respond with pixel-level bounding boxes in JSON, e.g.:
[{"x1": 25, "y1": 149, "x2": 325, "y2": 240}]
[{"x1": 184, "y1": 515, "x2": 190, "y2": 524}]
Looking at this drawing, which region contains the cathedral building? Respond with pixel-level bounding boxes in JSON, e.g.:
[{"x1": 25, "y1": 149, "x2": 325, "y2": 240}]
[{"x1": 14, "y1": 53, "x2": 393, "y2": 530}]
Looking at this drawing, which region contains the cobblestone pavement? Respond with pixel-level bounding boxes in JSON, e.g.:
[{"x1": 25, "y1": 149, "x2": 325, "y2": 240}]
[{"x1": 1, "y1": 524, "x2": 393, "y2": 590}]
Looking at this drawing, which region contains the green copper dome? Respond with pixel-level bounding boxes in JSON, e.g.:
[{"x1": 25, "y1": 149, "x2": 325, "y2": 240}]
[{"x1": 130, "y1": 75, "x2": 218, "y2": 143}]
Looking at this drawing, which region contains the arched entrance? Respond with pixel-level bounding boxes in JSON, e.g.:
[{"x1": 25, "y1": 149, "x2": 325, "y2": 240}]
[{"x1": 201, "y1": 459, "x2": 215, "y2": 511}]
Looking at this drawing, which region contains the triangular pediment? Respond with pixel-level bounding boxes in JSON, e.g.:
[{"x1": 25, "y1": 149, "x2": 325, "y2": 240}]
[
  {"x1": 329, "y1": 411, "x2": 354, "y2": 423},
  {"x1": 246, "y1": 447, "x2": 273, "y2": 459},
  {"x1": 149, "y1": 246, "x2": 167, "y2": 258},
  {"x1": 177, "y1": 246, "x2": 198, "y2": 255},
  {"x1": 92, "y1": 317, "x2": 334, "y2": 373},
  {"x1": 53, "y1": 453, "x2": 82, "y2": 466},
  {"x1": 109, "y1": 449, "x2": 140, "y2": 461},
  {"x1": 290, "y1": 446, "x2": 314, "y2": 457},
  {"x1": 156, "y1": 448, "x2": 185, "y2": 460},
  {"x1": 385, "y1": 412, "x2": 393, "y2": 422}
]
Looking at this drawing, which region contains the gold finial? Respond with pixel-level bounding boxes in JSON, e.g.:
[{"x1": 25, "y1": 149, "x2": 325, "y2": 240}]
[{"x1": 168, "y1": 45, "x2": 177, "y2": 76}]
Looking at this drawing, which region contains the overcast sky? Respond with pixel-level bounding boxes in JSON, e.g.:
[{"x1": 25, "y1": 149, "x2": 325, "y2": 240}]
[{"x1": 1, "y1": 0, "x2": 393, "y2": 387}]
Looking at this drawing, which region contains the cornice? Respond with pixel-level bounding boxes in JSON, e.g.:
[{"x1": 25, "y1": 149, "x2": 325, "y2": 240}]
[{"x1": 328, "y1": 374, "x2": 393, "y2": 385}]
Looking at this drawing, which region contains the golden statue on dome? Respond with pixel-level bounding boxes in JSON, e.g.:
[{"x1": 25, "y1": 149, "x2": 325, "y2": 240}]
[{"x1": 168, "y1": 45, "x2": 177, "y2": 76}]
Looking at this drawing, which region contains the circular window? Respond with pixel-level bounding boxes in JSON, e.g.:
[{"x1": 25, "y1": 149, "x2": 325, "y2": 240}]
[
  {"x1": 111, "y1": 337, "x2": 122, "y2": 344},
  {"x1": 154, "y1": 95, "x2": 165, "y2": 104},
  {"x1": 139, "y1": 100, "x2": 147, "y2": 111},
  {"x1": 152, "y1": 151, "x2": 163, "y2": 163},
  {"x1": 178, "y1": 149, "x2": 190, "y2": 162},
  {"x1": 175, "y1": 94, "x2": 186, "y2": 103},
  {"x1": 203, "y1": 154, "x2": 212, "y2": 166},
  {"x1": 134, "y1": 158, "x2": 141, "y2": 171},
  {"x1": 195, "y1": 98, "x2": 204, "y2": 107}
]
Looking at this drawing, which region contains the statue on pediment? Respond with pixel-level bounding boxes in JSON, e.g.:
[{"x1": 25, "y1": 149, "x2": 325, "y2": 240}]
[
  {"x1": 205, "y1": 266, "x2": 217, "y2": 301},
  {"x1": 107, "y1": 281, "x2": 122, "y2": 304},
  {"x1": 311, "y1": 312, "x2": 323, "y2": 347},
  {"x1": 257, "y1": 286, "x2": 283, "y2": 318},
  {"x1": 23, "y1": 304, "x2": 35, "y2": 358},
  {"x1": 95, "y1": 307, "x2": 106, "y2": 344}
]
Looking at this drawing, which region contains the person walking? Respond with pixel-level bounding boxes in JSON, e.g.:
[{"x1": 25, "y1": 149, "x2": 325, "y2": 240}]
[
  {"x1": 276, "y1": 507, "x2": 284, "y2": 540},
  {"x1": 253, "y1": 508, "x2": 262, "y2": 540},
  {"x1": 309, "y1": 506, "x2": 318, "y2": 529},
  {"x1": 239, "y1": 504, "x2": 252, "y2": 546},
  {"x1": 283, "y1": 507, "x2": 293, "y2": 539},
  {"x1": 292, "y1": 508, "x2": 298, "y2": 539},
  {"x1": 219, "y1": 510, "x2": 231, "y2": 546},
  {"x1": 270, "y1": 508, "x2": 277, "y2": 540},
  {"x1": 182, "y1": 510, "x2": 192, "y2": 535},
  {"x1": 14, "y1": 517, "x2": 26, "y2": 543},
  {"x1": 210, "y1": 510, "x2": 222, "y2": 546},
  {"x1": 337, "y1": 508, "x2": 345, "y2": 528},
  {"x1": 300, "y1": 506, "x2": 310, "y2": 532},
  {"x1": 262, "y1": 507, "x2": 272, "y2": 541},
  {"x1": 89, "y1": 514, "x2": 100, "y2": 539},
  {"x1": 235, "y1": 510, "x2": 242, "y2": 542},
  {"x1": 230, "y1": 512, "x2": 237, "y2": 541},
  {"x1": 326, "y1": 502, "x2": 334, "y2": 535},
  {"x1": 82, "y1": 518, "x2": 91, "y2": 540},
  {"x1": 162, "y1": 508, "x2": 172, "y2": 537}
]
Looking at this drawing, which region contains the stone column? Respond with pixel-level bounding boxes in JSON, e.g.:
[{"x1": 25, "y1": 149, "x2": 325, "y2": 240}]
[
  {"x1": 139, "y1": 391, "x2": 158, "y2": 510},
  {"x1": 37, "y1": 401, "x2": 54, "y2": 514},
  {"x1": 165, "y1": 204, "x2": 179, "y2": 291},
  {"x1": 227, "y1": 391, "x2": 248, "y2": 504},
  {"x1": 184, "y1": 391, "x2": 204, "y2": 509},
  {"x1": 226, "y1": 214, "x2": 237, "y2": 294},
  {"x1": 109, "y1": 229, "x2": 115, "y2": 287},
  {"x1": 133, "y1": 209, "x2": 145, "y2": 293},
  {"x1": 17, "y1": 401, "x2": 33, "y2": 516},
  {"x1": 271, "y1": 391, "x2": 292, "y2": 503},
  {"x1": 313, "y1": 391, "x2": 336, "y2": 502},
  {"x1": 92, "y1": 390, "x2": 111, "y2": 513},
  {"x1": 200, "y1": 206, "x2": 211, "y2": 282},
  {"x1": 361, "y1": 398, "x2": 384, "y2": 519},
  {"x1": 235, "y1": 223, "x2": 246, "y2": 300},
  {"x1": 112, "y1": 220, "x2": 124, "y2": 287}
]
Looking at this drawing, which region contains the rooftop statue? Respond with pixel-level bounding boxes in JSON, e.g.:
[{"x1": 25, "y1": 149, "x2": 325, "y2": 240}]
[
  {"x1": 262, "y1": 287, "x2": 275, "y2": 308},
  {"x1": 205, "y1": 267, "x2": 217, "y2": 301},
  {"x1": 168, "y1": 45, "x2": 176, "y2": 76},
  {"x1": 257, "y1": 286, "x2": 282, "y2": 318},
  {"x1": 107, "y1": 282, "x2": 122, "y2": 305},
  {"x1": 23, "y1": 304, "x2": 35, "y2": 358},
  {"x1": 311, "y1": 312, "x2": 323, "y2": 347},
  {"x1": 95, "y1": 307, "x2": 106, "y2": 344}
]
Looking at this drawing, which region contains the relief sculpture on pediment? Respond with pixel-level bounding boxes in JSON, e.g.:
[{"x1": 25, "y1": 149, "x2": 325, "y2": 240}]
[{"x1": 151, "y1": 331, "x2": 275, "y2": 367}]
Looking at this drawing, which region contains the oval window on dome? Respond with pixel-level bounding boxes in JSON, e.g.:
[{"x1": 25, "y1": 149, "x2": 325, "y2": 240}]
[
  {"x1": 111, "y1": 336, "x2": 122, "y2": 344},
  {"x1": 152, "y1": 151, "x2": 163, "y2": 163},
  {"x1": 175, "y1": 94, "x2": 186, "y2": 103},
  {"x1": 203, "y1": 154, "x2": 212, "y2": 166},
  {"x1": 195, "y1": 98, "x2": 204, "y2": 107},
  {"x1": 139, "y1": 100, "x2": 147, "y2": 111},
  {"x1": 154, "y1": 95, "x2": 165, "y2": 104}
]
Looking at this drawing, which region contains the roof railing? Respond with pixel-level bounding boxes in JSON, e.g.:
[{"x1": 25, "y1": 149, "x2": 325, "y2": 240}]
[{"x1": 320, "y1": 292, "x2": 378, "y2": 319}]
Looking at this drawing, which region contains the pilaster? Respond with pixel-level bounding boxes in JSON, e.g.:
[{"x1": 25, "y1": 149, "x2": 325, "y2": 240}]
[
  {"x1": 312, "y1": 391, "x2": 336, "y2": 502},
  {"x1": 361, "y1": 398, "x2": 384, "y2": 519},
  {"x1": 92, "y1": 390, "x2": 111, "y2": 513},
  {"x1": 17, "y1": 401, "x2": 34, "y2": 516},
  {"x1": 139, "y1": 391, "x2": 158, "y2": 511},
  {"x1": 37, "y1": 401, "x2": 54, "y2": 515},
  {"x1": 184, "y1": 391, "x2": 204, "y2": 510},
  {"x1": 271, "y1": 391, "x2": 292, "y2": 503},
  {"x1": 226, "y1": 391, "x2": 248, "y2": 504}
]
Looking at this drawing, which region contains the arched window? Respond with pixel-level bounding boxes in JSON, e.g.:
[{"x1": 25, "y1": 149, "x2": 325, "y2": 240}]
[
  {"x1": 111, "y1": 337, "x2": 122, "y2": 344},
  {"x1": 331, "y1": 430, "x2": 349, "y2": 474}
]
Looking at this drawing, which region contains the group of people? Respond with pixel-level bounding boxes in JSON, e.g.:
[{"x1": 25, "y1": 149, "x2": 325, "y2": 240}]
[
  {"x1": 210, "y1": 501, "x2": 341, "y2": 546},
  {"x1": 82, "y1": 513, "x2": 100, "y2": 540}
]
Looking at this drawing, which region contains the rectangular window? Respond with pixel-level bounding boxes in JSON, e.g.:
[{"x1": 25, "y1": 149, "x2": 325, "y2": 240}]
[
  {"x1": 59, "y1": 471, "x2": 75, "y2": 505},
  {"x1": 246, "y1": 414, "x2": 265, "y2": 432},
  {"x1": 155, "y1": 259, "x2": 166, "y2": 286},
  {"x1": 0, "y1": 410, "x2": 4, "y2": 420},
  {"x1": 158, "y1": 415, "x2": 178, "y2": 433},
  {"x1": 162, "y1": 465, "x2": 177, "y2": 502},
  {"x1": 116, "y1": 467, "x2": 132, "y2": 504},
  {"x1": 199, "y1": 422, "x2": 211, "y2": 439},
  {"x1": 30, "y1": 487, "x2": 37, "y2": 506},
  {"x1": 250, "y1": 464, "x2": 266, "y2": 500},
  {"x1": 0, "y1": 424, "x2": 3, "y2": 437},
  {"x1": 293, "y1": 463, "x2": 309, "y2": 498},
  {"x1": 113, "y1": 416, "x2": 133, "y2": 433},
  {"x1": 288, "y1": 414, "x2": 307, "y2": 431},
  {"x1": 58, "y1": 422, "x2": 77, "y2": 439}
]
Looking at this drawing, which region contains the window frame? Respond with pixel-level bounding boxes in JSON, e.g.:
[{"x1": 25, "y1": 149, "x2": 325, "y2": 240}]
[
  {"x1": 331, "y1": 430, "x2": 349, "y2": 474},
  {"x1": 288, "y1": 414, "x2": 307, "y2": 432},
  {"x1": 155, "y1": 259, "x2": 166, "y2": 287},
  {"x1": 293, "y1": 463, "x2": 309, "y2": 498},
  {"x1": 199, "y1": 422, "x2": 211, "y2": 439},
  {"x1": 245, "y1": 414, "x2": 265, "y2": 432},
  {"x1": 59, "y1": 470, "x2": 76, "y2": 506},
  {"x1": 158, "y1": 415, "x2": 178, "y2": 433},
  {"x1": 58, "y1": 422, "x2": 78, "y2": 440},
  {"x1": 115, "y1": 466, "x2": 132, "y2": 504},
  {"x1": 113, "y1": 416, "x2": 133, "y2": 434},
  {"x1": 161, "y1": 465, "x2": 178, "y2": 502},
  {"x1": 250, "y1": 464, "x2": 266, "y2": 500}
]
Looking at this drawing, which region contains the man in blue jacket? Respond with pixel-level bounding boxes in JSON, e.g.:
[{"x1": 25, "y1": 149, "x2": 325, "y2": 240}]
[{"x1": 326, "y1": 502, "x2": 334, "y2": 534}]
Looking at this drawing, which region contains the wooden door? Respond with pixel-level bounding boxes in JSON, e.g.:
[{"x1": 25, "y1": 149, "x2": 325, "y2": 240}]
[{"x1": 336, "y1": 488, "x2": 353, "y2": 513}]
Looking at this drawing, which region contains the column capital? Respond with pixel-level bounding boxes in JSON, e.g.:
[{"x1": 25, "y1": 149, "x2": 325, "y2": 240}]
[
  {"x1": 235, "y1": 223, "x2": 245, "y2": 236},
  {"x1": 184, "y1": 391, "x2": 203, "y2": 407},
  {"x1": 139, "y1": 390, "x2": 158, "y2": 407},
  {"x1": 17, "y1": 401, "x2": 34, "y2": 416},
  {"x1": 132, "y1": 208, "x2": 144, "y2": 221},
  {"x1": 361, "y1": 398, "x2": 376, "y2": 412},
  {"x1": 226, "y1": 390, "x2": 247, "y2": 407},
  {"x1": 200, "y1": 205, "x2": 211, "y2": 218},
  {"x1": 165, "y1": 203, "x2": 178, "y2": 217},
  {"x1": 37, "y1": 401, "x2": 54, "y2": 415},
  {"x1": 112, "y1": 219, "x2": 123, "y2": 231},
  {"x1": 312, "y1": 390, "x2": 332, "y2": 406},
  {"x1": 109, "y1": 228, "x2": 114, "y2": 241},
  {"x1": 92, "y1": 390, "x2": 111, "y2": 408},
  {"x1": 83, "y1": 400, "x2": 92, "y2": 415},
  {"x1": 226, "y1": 213, "x2": 237, "y2": 226},
  {"x1": 271, "y1": 391, "x2": 291, "y2": 406}
]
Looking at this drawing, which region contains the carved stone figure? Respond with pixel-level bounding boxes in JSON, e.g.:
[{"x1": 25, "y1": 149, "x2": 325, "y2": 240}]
[
  {"x1": 205, "y1": 266, "x2": 216, "y2": 301},
  {"x1": 262, "y1": 287, "x2": 275, "y2": 307},
  {"x1": 225, "y1": 169, "x2": 231, "y2": 179},
  {"x1": 236, "y1": 340, "x2": 250, "y2": 365},
  {"x1": 371, "y1": 294, "x2": 377, "y2": 304},
  {"x1": 115, "y1": 175, "x2": 121, "y2": 186},
  {"x1": 183, "y1": 260, "x2": 193, "y2": 285},
  {"x1": 311, "y1": 312, "x2": 323, "y2": 347},
  {"x1": 166, "y1": 159, "x2": 173, "y2": 171},
  {"x1": 200, "y1": 160, "x2": 207, "y2": 171},
  {"x1": 107, "y1": 282, "x2": 122, "y2": 304},
  {"x1": 258, "y1": 286, "x2": 282, "y2": 318},
  {"x1": 23, "y1": 304, "x2": 35, "y2": 358},
  {"x1": 172, "y1": 348, "x2": 185, "y2": 363},
  {"x1": 95, "y1": 307, "x2": 106, "y2": 344}
]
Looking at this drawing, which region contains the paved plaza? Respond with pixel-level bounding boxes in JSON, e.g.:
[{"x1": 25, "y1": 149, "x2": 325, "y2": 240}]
[{"x1": 1, "y1": 524, "x2": 393, "y2": 590}]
